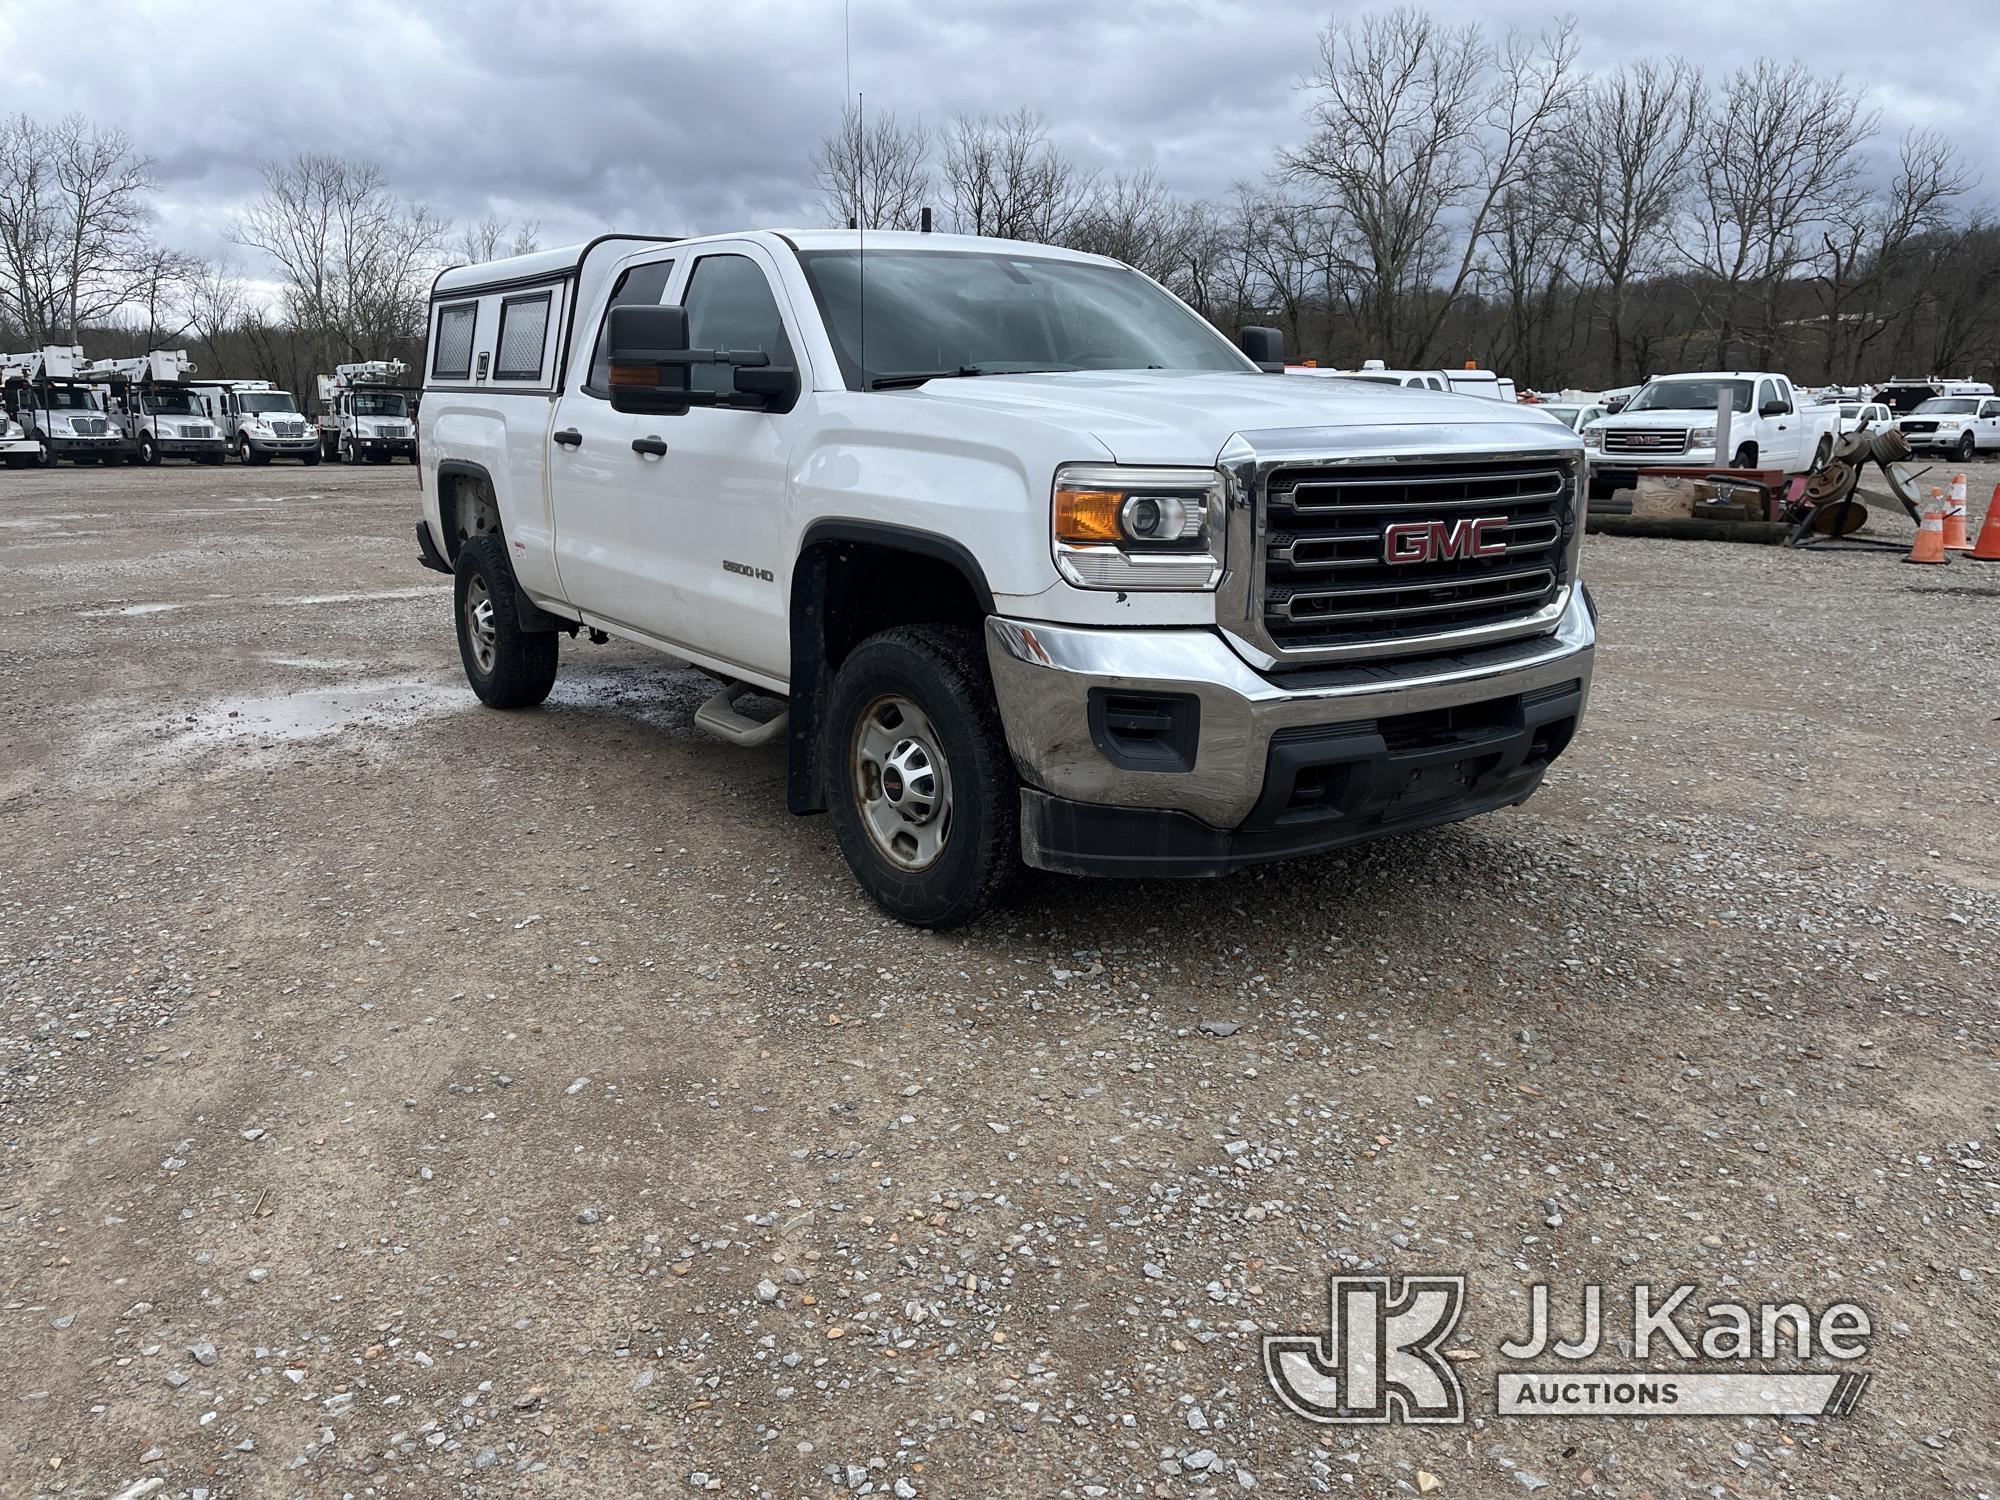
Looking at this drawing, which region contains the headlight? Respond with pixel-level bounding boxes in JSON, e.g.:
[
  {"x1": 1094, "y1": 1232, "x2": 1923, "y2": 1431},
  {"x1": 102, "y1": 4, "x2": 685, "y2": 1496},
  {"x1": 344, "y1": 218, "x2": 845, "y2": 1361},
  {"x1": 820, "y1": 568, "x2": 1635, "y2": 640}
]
[
  {"x1": 1937, "y1": 418, "x2": 1964, "y2": 429},
  {"x1": 1581, "y1": 424, "x2": 1602, "y2": 449},
  {"x1": 1052, "y1": 463, "x2": 1225, "y2": 591},
  {"x1": 1688, "y1": 425, "x2": 1716, "y2": 447}
]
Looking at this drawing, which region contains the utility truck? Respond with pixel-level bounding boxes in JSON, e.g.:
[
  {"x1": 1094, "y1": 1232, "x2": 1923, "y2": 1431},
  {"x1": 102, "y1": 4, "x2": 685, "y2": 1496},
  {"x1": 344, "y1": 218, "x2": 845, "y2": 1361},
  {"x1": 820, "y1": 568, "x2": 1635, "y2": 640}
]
[
  {"x1": 82, "y1": 350, "x2": 226, "y2": 465},
  {"x1": 188, "y1": 379, "x2": 321, "y2": 464},
  {"x1": 0, "y1": 346, "x2": 131, "y2": 465},
  {"x1": 1581, "y1": 372, "x2": 1841, "y2": 499},
  {"x1": 417, "y1": 230, "x2": 1596, "y2": 927},
  {"x1": 316, "y1": 360, "x2": 418, "y2": 462}
]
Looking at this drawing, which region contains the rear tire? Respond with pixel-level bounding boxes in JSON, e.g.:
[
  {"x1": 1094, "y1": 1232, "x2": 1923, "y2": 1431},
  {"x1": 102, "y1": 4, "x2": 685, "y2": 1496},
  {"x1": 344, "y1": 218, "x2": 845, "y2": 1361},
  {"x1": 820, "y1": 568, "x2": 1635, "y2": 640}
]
[
  {"x1": 820, "y1": 623, "x2": 1018, "y2": 929},
  {"x1": 453, "y1": 534, "x2": 558, "y2": 709}
]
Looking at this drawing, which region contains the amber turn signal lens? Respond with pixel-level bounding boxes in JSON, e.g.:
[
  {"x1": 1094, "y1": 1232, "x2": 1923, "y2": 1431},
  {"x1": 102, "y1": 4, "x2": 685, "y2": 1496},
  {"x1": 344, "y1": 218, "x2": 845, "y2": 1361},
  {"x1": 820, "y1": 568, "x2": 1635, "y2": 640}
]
[
  {"x1": 608, "y1": 361, "x2": 660, "y2": 387},
  {"x1": 1054, "y1": 486, "x2": 1124, "y2": 544}
]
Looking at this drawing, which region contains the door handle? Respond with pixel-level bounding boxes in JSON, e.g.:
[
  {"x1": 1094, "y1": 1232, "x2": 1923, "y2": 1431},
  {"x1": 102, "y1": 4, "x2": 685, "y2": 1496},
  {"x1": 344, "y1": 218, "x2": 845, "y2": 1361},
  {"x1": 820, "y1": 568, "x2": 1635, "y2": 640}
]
[
  {"x1": 552, "y1": 428, "x2": 582, "y2": 448},
  {"x1": 631, "y1": 435, "x2": 669, "y2": 457}
]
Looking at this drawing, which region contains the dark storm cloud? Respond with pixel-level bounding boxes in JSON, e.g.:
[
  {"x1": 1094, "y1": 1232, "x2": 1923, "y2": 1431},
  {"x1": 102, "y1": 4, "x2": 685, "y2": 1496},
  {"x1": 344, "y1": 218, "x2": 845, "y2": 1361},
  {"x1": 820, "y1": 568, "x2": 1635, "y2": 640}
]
[{"x1": 3, "y1": 0, "x2": 1995, "y2": 276}]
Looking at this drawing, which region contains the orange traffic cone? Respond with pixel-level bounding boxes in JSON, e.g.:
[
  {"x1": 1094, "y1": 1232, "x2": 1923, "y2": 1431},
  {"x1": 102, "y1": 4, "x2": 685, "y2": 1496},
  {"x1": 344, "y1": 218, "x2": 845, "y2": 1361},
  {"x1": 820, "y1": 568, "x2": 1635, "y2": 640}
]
[
  {"x1": 1906, "y1": 502, "x2": 1950, "y2": 565},
  {"x1": 1969, "y1": 483, "x2": 2000, "y2": 562},
  {"x1": 1944, "y1": 473, "x2": 1973, "y2": 550}
]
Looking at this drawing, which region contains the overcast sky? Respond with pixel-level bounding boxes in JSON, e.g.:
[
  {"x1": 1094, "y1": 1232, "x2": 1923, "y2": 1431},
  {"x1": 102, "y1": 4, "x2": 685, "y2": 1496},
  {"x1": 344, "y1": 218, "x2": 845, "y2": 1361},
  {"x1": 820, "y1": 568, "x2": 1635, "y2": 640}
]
[{"x1": 4, "y1": 0, "x2": 1996, "y2": 279}]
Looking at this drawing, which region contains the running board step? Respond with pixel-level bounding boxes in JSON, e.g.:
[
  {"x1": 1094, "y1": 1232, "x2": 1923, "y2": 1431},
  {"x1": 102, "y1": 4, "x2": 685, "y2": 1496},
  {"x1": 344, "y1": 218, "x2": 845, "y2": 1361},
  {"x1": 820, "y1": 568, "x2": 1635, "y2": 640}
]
[{"x1": 694, "y1": 684, "x2": 789, "y2": 747}]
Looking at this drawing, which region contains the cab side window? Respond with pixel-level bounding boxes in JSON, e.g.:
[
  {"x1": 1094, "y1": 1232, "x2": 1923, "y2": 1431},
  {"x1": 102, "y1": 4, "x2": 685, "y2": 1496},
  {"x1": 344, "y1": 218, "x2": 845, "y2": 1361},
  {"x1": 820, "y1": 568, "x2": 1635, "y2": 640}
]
[
  {"x1": 1757, "y1": 379, "x2": 1783, "y2": 413},
  {"x1": 682, "y1": 255, "x2": 795, "y2": 398},
  {"x1": 585, "y1": 258, "x2": 675, "y2": 397}
]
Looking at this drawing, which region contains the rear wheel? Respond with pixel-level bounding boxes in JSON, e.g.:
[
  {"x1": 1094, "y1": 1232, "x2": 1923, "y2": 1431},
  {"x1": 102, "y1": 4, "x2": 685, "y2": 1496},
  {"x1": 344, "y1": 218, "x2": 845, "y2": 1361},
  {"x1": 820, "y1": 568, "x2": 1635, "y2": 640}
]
[
  {"x1": 453, "y1": 534, "x2": 558, "y2": 709},
  {"x1": 821, "y1": 624, "x2": 1018, "y2": 929}
]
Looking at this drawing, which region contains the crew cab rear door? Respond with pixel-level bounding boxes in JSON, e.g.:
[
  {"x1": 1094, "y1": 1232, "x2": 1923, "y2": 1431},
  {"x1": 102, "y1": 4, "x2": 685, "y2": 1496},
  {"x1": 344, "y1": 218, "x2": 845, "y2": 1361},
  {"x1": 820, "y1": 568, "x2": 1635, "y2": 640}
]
[
  {"x1": 544, "y1": 249, "x2": 707, "y2": 651},
  {"x1": 644, "y1": 241, "x2": 804, "y2": 680}
]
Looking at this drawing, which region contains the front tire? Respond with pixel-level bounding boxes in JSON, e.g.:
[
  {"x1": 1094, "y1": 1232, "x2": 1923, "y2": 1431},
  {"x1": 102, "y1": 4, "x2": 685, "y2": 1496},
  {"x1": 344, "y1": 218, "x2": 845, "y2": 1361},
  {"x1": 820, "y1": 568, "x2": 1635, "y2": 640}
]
[
  {"x1": 302, "y1": 447, "x2": 321, "y2": 466},
  {"x1": 453, "y1": 534, "x2": 558, "y2": 709},
  {"x1": 139, "y1": 434, "x2": 160, "y2": 466},
  {"x1": 35, "y1": 438, "x2": 57, "y2": 469},
  {"x1": 821, "y1": 624, "x2": 1018, "y2": 929},
  {"x1": 244, "y1": 444, "x2": 270, "y2": 466},
  {"x1": 1957, "y1": 431, "x2": 1976, "y2": 461},
  {"x1": 1731, "y1": 444, "x2": 1756, "y2": 469},
  {"x1": 1811, "y1": 436, "x2": 1832, "y2": 471}
]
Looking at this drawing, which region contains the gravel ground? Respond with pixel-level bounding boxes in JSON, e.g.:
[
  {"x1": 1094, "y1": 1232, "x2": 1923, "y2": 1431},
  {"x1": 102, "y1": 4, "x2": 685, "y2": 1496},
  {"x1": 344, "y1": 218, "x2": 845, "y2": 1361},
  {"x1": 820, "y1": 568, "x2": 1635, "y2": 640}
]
[{"x1": 0, "y1": 459, "x2": 1995, "y2": 1499}]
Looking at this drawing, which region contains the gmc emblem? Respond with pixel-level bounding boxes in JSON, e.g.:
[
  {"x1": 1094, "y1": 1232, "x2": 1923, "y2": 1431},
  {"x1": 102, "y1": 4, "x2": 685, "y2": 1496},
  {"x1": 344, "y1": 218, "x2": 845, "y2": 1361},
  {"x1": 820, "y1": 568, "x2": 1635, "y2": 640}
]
[{"x1": 1384, "y1": 516, "x2": 1509, "y2": 565}]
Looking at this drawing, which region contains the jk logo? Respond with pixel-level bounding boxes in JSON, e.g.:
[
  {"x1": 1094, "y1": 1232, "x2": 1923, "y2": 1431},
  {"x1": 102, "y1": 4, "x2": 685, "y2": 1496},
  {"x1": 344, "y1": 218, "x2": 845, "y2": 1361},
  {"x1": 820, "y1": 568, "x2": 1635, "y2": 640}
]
[{"x1": 1263, "y1": 1275, "x2": 1466, "y2": 1424}]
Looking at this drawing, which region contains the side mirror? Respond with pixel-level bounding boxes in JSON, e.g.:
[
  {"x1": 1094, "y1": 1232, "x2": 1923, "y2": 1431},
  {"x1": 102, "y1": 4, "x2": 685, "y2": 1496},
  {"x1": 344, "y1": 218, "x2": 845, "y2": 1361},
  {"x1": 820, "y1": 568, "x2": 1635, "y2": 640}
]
[
  {"x1": 607, "y1": 304, "x2": 694, "y2": 415},
  {"x1": 732, "y1": 364, "x2": 801, "y2": 413},
  {"x1": 1759, "y1": 399, "x2": 1788, "y2": 417},
  {"x1": 1237, "y1": 325, "x2": 1285, "y2": 373}
]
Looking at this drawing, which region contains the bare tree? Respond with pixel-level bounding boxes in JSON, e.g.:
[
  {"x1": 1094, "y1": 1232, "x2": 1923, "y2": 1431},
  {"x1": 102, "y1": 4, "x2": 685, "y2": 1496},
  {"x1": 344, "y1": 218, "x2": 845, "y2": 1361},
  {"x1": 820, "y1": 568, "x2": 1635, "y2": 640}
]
[
  {"x1": 1282, "y1": 9, "x2": 1576, "y2": 365},
  {"x1": 0, "y1": 112, "x2": 159, "y2": 344},
  {"x1": 1557, "y1": 59, "x2": 1702, "y2": 383},
  {"x1": 179, "y1": 259, "x2": 248, "y2": 367},
  {"x1": 121, "y1": 245, "x2": 201, "y2": 350},
  {"x1": 1682, "y1": 60, "x2": 1874, "y2": 366},
  {"x1": 458, "y1": 212, "x2": 541, "y2": 264},
  {"x1": 812, "y1": 106, "x2": 933, "y2": 230},
  {"x1": 1808, "y1": 127, "x2": 1970, "y2": 379},
  {"x1": 941, "y1": 109, "x2": 1096, "y2": 243},
  {"x1": 232, "y1": 153, "x2": 451, "y2": 364}
]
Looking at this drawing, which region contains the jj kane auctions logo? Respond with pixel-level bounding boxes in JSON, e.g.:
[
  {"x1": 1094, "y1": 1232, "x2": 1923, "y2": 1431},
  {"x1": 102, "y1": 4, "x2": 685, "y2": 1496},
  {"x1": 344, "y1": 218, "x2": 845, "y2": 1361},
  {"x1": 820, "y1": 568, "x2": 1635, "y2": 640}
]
[{"x1": 1263, "y1": 1276, "x2": 1872, "y2": 1423}]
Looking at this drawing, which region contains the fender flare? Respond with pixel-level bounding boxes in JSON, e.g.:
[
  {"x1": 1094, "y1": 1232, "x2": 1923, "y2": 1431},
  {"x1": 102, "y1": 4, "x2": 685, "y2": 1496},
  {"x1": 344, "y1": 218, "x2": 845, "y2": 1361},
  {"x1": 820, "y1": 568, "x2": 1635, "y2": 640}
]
[
  {"x1": 431, "y1": 458, "x2": 569, "y2": 634},
  {"x1": 785, "y1": 519, "x2": 998, "y2": 815}
]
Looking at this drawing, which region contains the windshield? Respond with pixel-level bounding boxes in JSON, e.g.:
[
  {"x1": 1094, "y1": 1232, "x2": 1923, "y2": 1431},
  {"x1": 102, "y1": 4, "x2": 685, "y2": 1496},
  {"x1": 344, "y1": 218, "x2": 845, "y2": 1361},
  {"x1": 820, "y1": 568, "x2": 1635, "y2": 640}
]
[
  {"x1": 1539, "y1": 405, "x2": 1580, "y2": 425},
  {"x1": 147, "y1": 390, "x2": 200, "y2": 414},
  {"x1": 1838, "y1": 404, "x2": 1861, "y2": 417},
  {"x1": 1625, "y1": 379, "x2": 1752, "y2": 414},
  {"x1": 352, "y1": 392, "x2": 407, "y2": 416},
  {"x1": 796, "y1": 249, "x2": 1253, "y2": 389},
  {"x1": 42, "y1": 386, "x2": 97, "y2": 410},
  {"x1": 239, "y1": 391, "x2": 298, "y2": 414},
  {"x1": 1915, "y1": 398, "x2": 1979, "y2": 415}
]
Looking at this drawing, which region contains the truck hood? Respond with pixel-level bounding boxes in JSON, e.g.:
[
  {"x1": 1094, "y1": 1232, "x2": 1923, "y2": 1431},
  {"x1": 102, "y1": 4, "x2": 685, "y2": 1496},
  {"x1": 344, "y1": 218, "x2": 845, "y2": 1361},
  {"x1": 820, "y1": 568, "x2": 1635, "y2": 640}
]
[
  {"x1": 897, "y1": 369, "x2": 1562, "y2": 465},
  {"x1": 1598, "y1": 409, "x2": 1719, "y2": 429}
]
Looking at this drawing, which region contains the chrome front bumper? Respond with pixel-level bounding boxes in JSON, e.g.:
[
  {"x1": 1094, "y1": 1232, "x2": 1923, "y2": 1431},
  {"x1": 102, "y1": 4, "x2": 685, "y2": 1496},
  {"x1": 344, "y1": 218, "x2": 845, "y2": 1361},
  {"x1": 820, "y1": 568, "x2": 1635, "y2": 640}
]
[{"x1": 985, "y1": 584, "x2": 1596, "y2": 834}]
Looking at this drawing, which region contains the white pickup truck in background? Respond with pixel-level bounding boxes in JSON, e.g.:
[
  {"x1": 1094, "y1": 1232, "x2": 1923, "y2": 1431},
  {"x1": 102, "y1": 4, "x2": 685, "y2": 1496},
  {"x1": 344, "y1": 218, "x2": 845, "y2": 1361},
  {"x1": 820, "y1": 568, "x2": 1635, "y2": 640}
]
[
  {"x1": 1583, "y1": 372, "x2": 1840, "y2": 499},
  {"x1": 417, "y1": 229, "x2": 1596, "y2": 927}
]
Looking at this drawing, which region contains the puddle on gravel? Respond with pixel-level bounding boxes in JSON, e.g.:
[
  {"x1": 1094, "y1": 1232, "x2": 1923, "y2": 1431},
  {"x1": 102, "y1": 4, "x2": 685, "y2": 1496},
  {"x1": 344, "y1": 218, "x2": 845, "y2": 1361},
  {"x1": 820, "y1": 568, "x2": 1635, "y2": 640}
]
[
  {"x1": 181, "y1": 680, "x2": 466, "y2": 746},
  {"x1": 80, "y1": 601, "x2": 186, "y2": 617},
  {"x1": 263, "y1": 655, "x2": 361, "y2": 671}
]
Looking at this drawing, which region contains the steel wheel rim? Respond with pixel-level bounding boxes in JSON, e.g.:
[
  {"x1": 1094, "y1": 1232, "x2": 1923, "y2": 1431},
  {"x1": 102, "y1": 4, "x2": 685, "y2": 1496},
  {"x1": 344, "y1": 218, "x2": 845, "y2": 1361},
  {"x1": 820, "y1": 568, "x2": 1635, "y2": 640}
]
[
  {"x1": 851, "y1": 693, "x2": 952, "y2": 871},
  {"x1": 463, "y1": 574, "x2": 498, "y2": 674}
]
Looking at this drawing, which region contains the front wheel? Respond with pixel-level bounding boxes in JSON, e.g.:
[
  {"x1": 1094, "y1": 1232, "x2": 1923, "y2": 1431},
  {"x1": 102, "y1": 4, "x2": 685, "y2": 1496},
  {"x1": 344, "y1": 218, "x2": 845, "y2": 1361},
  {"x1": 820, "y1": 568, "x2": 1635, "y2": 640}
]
[
  {"x1": 1731, "y1": 445, "x2": 1756, "y2": 469},
  {"x1": 1957, "y1": 431, "x2": 1977, "y2": 461},
  {"x1": 821, "y1": 624, "x2": 1018, "y2": 929},
  {"x1": 139, "y1": 434, "x2": 160, "y2": 466},
  {"x1": 243, "y1": 444, "x2": 270, "y2": 466},
  {"x1": 1811, "y1": 436, "x2": 1832, "y2": 471},
  {"x1": 453, "y1": 534, "x2": 558, "y2": 708},
  {"x1": 302, "y1": 447, "x2": 321, "y2": 466}
]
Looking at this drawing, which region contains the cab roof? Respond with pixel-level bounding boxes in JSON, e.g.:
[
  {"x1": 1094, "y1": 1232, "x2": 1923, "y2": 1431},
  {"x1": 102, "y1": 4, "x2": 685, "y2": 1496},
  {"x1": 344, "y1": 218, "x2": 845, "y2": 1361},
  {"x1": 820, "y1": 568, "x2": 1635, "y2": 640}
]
[{"x1": 429, "y1": 229, "x2": 1129, "y2": 299}]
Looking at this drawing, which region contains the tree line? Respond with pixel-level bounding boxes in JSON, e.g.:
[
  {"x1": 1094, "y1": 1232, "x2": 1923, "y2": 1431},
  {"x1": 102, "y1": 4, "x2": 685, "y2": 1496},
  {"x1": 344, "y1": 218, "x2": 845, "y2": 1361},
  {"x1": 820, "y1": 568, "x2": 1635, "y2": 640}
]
[
  {"x1": 812, "y1": 9, "x2": 2000, "y2": 390},
  {"x1": 3, "y1": 7, "x2": 1996, "y2": 399},
  {"x1": 0, "y1": 113, "x2": 507, "y2": 400}
]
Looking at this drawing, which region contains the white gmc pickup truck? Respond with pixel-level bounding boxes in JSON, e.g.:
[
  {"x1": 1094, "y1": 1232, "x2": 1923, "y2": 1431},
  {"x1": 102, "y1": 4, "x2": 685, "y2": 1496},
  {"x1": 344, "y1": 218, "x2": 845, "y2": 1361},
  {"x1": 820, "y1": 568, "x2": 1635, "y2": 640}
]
[
  {"x1": 1583, "y1": 371, "x2": 1840, "y2": 499},
  {"x1": 416, "y1": 230, "x2": 1596, "y2": 926}
]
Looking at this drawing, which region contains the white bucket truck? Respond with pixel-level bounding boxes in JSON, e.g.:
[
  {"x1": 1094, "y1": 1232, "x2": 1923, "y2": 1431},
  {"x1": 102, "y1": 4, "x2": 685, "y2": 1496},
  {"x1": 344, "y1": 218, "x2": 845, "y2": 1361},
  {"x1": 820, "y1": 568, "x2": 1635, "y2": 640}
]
[
  {"x1": 188, "y1": 379, "x2": 322, "y2": 464},
  {"x1": 0, "y1": 346, "x2": 131, "y2": 465},
  {"x1": 315, "y1": 360, "x2": 417, "y2": 463},
  {"x1": 83, "y1": 350, "x2": 227, "y2": 465}
]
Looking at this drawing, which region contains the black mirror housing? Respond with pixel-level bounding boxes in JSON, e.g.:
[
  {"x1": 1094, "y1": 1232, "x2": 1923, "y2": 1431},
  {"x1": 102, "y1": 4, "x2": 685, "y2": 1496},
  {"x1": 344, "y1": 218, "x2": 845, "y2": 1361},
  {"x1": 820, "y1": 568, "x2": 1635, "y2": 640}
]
[
  {"x1": 1237, "y1": 325, "x2": 1285, "y2": 373},
  {"x1": 1759, "y1": 399, "x2": 1788, "y2": 417},
  {"x1": 607, "y1": 304, "x2": 694, "y2": 415}
]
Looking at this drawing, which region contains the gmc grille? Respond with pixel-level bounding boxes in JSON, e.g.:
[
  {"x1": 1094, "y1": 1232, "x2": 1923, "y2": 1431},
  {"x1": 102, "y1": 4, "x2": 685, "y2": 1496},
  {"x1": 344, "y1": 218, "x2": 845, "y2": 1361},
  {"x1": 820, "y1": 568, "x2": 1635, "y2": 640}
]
[
  {"x1": 1602, "y1": 429, "x2": 1687, "y2": 455},
  {"x1": 1262, "y1": 457, "x2": 1575, "y2": 650}
]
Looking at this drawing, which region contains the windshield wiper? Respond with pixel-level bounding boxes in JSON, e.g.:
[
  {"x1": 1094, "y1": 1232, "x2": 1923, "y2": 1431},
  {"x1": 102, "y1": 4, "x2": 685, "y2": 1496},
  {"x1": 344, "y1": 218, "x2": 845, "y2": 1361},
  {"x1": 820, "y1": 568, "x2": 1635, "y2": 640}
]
[{"x1": 868, "y1": 365, "x2": 1075, "y2": 390}]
